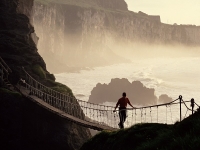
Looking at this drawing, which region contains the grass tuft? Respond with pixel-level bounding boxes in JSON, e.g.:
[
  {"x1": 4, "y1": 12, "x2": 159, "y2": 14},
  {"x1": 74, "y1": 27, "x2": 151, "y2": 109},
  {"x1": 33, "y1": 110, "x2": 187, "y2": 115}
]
[
  {"x1": 81, "y1": 114, "x2": 200, "y2": 150},
  {"x1": 32, "y1": 64, "x2": 46, "y2": 79}
]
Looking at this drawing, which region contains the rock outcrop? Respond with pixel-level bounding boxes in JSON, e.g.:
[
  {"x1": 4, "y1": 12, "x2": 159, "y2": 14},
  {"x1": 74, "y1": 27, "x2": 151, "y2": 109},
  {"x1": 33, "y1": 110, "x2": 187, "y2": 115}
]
[
  {"x1": 158, "y1": 94, "x2": 173, "y2": 104},
  {"x1": 33, "y1": 0, "x2": 200, "y2": 73},
  {"x1": 0, "y1": 0, "x2": 91, "y2": 149},
  {"x1": 88, "y1": 78, "x2": 158, "y2": 105},
  {"x1": 88, "y1": 78, "x2": 173, "y2": 106}
]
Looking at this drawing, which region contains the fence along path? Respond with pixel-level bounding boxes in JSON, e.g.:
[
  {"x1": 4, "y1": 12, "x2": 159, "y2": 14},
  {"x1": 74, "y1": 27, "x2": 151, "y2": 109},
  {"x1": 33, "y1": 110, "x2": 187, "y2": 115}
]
[
  {"x1": 18, "y1": 67, "x2": 200, "y2": 130},
  {"x1": 0, "y1": 56, "x2": 12, "y2": 86}
]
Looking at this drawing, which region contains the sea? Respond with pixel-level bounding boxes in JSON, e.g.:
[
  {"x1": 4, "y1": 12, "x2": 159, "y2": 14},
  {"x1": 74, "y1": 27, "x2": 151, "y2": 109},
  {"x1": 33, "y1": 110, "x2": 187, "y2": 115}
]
[{"x1": 55, "y1": 57, "x2": 200, "y2": 127}]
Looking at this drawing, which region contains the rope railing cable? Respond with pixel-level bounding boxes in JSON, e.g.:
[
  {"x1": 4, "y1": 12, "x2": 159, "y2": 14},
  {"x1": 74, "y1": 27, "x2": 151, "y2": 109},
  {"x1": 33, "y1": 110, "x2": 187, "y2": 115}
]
[
  {"x1": 181, "y1": 99, "x2": 193, "y2": 111},
  {"x1": 0, "y1": 62, "x2": 9, "y2": 74},
  {"x1": 114, "y1": 99, "x2": 193, "y2": 113},
  {"x1": 0, "y1": 56, "x2": 12, "y2": 73},
  {"x1": 23, "y1": 67, "x2": 115, "y2": 110},
  {"x1": 25, "y1": 93, "x2": 112, "y2": 131},
  {"x1": 21, "y1": 68, "x2": 200, "y2": 129},
  {"x1": 22, "y1": 82, "x2": 114, "y2": 127},
  {"x1": 23, "y1": 68, "x2": 195, "y2": 113},
  {"x1": 195, "y1": 102, "x2": 200, "y2": 107}
]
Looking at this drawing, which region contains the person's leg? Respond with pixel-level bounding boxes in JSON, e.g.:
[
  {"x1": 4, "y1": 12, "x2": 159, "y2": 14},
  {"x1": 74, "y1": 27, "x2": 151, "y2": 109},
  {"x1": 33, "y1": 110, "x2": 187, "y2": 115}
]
[
  {"x1": 119, "y1": 111, "x2": 123, "y2": 129},
  {"x1": 121, "y1": 110, "x2": 126, "y2": 128},
  {"x1": 124, "y1": 109, "x2": 127, "y2": 123}
]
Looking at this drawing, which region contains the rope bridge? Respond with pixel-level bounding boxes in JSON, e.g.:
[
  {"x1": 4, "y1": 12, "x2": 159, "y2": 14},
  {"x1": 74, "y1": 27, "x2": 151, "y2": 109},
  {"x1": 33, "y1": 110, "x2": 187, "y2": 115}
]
[{"x1": 17, "y1": 67, "x2": 199, "y2": 130}]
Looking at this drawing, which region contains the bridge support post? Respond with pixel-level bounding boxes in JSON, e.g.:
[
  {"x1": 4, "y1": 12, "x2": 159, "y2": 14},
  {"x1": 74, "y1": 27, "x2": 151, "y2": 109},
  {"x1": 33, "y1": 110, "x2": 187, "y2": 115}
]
[
  {"x1": 0, "y1": 68, "x2": 3, "y2": 86},
  {"x1": 179, "y1": 95, "x2": 182, "y2": 122},
  {"x1": 191, "y1": 98, "x2": 195, "y2": 115}
]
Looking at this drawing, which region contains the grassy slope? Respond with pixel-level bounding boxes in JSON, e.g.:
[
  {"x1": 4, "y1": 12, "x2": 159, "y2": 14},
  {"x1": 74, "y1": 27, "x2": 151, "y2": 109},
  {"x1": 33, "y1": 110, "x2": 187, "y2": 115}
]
[
  {"x1": 81, "y1": 110, "x2": 200, "y2": 150},
  {"x1": 31, "y1": 64, "x2": 73, "y2": 95}
]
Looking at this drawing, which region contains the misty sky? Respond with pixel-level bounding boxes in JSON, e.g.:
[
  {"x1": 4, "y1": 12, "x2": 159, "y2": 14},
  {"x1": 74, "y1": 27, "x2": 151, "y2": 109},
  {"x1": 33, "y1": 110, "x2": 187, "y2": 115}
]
[{"x1": 125, "y1": 0, "x2": 200, "y2": 25}]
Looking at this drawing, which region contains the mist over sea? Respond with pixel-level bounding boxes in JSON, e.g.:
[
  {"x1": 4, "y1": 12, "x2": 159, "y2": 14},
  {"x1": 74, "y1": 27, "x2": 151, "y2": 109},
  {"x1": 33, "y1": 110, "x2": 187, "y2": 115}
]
[
  {"x1": 55, "y1": 57, "x2": 200, "y2": 102},
  {"x1": 55, "y1": 57, "x2": 200, "y2": 126}
]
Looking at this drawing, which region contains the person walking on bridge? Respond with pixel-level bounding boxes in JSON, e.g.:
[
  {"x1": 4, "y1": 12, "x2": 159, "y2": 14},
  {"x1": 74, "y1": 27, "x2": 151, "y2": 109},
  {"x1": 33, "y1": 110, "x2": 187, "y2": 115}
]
[{"x1": 113, "y1": 92, "x2": 136, "y2": 129}]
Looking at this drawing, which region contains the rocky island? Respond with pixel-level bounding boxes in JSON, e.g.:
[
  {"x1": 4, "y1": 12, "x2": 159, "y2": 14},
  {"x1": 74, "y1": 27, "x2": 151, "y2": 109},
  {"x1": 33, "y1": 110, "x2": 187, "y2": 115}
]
[{"x1": 88, "y1": 78, "x2": 173, "y2": 105}]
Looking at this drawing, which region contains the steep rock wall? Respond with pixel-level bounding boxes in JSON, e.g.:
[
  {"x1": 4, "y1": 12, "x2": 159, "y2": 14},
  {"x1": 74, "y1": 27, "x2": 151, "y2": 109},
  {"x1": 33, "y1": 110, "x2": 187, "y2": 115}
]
[
  {"x1": 33, "y1": 2, "x2": 130, "y2": 72},
  {"x1": 0, "y1": 0, "x2": 91, "y2": 149},
  {"x1": 0, "y1": 0, "x2": 46, "y2": 83},
  {"x1": 33, "y1": 0, "x2": 200, "y2": 73}
]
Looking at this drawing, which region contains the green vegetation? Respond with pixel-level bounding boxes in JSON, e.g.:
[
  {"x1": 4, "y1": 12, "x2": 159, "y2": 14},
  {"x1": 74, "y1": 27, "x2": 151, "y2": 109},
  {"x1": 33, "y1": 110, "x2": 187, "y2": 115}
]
[
  {"x1": 32, "y1": 64, "x2": 46, "y2": 79},
  {"x1": 0, "y1": 87, "x2": 22, "y2": 98},
  {"x1": 81, "y1": 111, "x2": 200, "y2": 150},
  {"x1": 45, "y1": 79, "x2": 73, "y2": 97}
]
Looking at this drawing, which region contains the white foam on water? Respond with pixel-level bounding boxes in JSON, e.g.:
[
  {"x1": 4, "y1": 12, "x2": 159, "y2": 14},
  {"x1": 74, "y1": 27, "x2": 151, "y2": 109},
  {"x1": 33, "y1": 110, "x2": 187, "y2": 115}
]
[{"x1": 55, "y1": 57, "x2": 200, "y2": 103}]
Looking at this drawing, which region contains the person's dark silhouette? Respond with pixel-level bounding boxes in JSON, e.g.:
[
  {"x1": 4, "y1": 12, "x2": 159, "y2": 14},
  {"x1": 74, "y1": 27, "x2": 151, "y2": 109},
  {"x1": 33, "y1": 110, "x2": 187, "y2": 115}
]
[{"x1": 113, "y1": 92, "x2": 136, "y2": 129}]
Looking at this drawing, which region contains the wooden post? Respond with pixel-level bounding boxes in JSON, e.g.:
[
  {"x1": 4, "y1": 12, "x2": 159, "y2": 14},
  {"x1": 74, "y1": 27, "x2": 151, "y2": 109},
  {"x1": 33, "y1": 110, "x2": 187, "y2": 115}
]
[
  {"x1": 179, "y1": 95, "x2": 182, "y2": 121},
  {"x1": 1, "y1": 68, "x2": 3, "y2": 82},
  {"x1": 191, "y1": 98, "x2": 195, "y2": 115},
  {"x1": 0, "y1": 68, "x2": 3, "y2": 86}
]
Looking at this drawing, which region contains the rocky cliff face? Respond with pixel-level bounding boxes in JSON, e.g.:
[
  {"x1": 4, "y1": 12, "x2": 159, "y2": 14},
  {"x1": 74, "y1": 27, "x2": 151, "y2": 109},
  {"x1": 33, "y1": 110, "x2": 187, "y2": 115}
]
[
  {"x1": 0, "y1": 0, "x2": 91, "y2": 149},
  {"x1": 33, "y1": 0, "x2": 200, "y2": 73},
  {"x1": 85, "y1": 0, "x2": 128, "y2": 11},
  {"x1": 88, "y1": 78, "x2": 173, "y2": 105},
  {"x1": 33, "y1": 1, "x2": 130, "y2": 73},
  {"x1": 0, "y1": 0, "x2": 50, "y2": 83}
]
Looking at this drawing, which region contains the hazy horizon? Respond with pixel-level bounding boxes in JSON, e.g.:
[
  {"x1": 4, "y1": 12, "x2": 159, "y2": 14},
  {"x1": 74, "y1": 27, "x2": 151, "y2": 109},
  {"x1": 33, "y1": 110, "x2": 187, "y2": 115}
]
[{"x1": 125, "y1": 0, "x2": 200, "y2": 26}]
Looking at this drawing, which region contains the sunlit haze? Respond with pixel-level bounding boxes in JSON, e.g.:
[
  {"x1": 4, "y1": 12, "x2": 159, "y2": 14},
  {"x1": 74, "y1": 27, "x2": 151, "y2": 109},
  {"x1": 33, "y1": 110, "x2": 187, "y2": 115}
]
[
  {"x1": 32, "y1": 0, "x2": 200, "y2": 107},
  {"x1": 125, "y1": 0, "x2": 200, "y2": 25}
]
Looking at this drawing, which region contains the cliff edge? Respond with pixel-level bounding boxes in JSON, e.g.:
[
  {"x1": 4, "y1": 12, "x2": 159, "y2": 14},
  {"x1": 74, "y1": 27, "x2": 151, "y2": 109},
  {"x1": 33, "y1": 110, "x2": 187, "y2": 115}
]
[
  {"x1": 33, "y1": 0, "x2": 200, "y2": 73},
  {"x1": 0, "y1": 0, "x2": 91, "y2": 149}
]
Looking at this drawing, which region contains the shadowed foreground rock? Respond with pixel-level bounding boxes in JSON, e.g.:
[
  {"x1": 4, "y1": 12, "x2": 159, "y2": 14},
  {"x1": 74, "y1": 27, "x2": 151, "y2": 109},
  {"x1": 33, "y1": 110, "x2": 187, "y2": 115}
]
[
  {"x1": 0, "y1": 88, "x2": 91, "y2": 150},
  {"x1": 0, "y1": 0, "x2": 91, "y2": 149},
  {"x1": 80, "y1": 109, "x2": 200, "y2": 150}
]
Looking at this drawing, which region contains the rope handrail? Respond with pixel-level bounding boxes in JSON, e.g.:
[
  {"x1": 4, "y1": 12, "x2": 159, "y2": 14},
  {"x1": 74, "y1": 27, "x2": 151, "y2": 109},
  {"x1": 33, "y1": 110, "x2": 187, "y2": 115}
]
[
  {"x1": 20, "y1": 67, "x2": 200, "y2": 129},
  {"x1": 181, "y1": 99, "x2": 193, "y2": 111},
  {"x1": 22, "y1": 68, "x2": 190, "y2": 110},
  {"x1": 20, "y1": 82, "x2": 116, "y2": 129},
  {"x1": 0, "y1": 62, "x2": 9, "y2": 74},
  {"x1": 22, "y1": 68, "x2": 199, "y2": 112},
  {"x1": 22, "y1": 67, "x2": 115, "y2": 109},
  {"x1": 24, "y1": 82, "x2": 113, "y2": 112},
  {"x1": 20, "y1": 84, "x2": 114, "y2": 130},
  {"x1": 0, "y1": 57, "x2": 12, "y2": 86},
  {"x1": 114, "y1": 100, "x2": 193, "y2": 112},
  {"x1": 195, "y1": 102, "x2": 200, "y2": 107},
  {"x1": 0, "y1": 56, "x2": 12, "y2": 73}
]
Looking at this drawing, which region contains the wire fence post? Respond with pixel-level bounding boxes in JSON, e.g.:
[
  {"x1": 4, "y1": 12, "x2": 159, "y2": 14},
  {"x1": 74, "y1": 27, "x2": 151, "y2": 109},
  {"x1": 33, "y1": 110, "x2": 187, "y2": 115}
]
[
  {"x1": 0, "y1": 68, "x2": 3, "y2": 84},
  {"x1": 179, "y1": 95, "x2": 182, "y2": 121},
  {"x1": 191, "y1": 98, "x2": 194, "y2": 115}
]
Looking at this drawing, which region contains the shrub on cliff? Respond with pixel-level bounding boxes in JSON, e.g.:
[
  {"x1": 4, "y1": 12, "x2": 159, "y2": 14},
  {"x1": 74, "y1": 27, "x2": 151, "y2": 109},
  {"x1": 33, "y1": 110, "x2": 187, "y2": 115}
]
[
  {"x1": 32, "y1": 64, "x2": 46, "y2": 79},
  {"x1": 81, "y1": 111, "x2": 200, "y2": 150}
]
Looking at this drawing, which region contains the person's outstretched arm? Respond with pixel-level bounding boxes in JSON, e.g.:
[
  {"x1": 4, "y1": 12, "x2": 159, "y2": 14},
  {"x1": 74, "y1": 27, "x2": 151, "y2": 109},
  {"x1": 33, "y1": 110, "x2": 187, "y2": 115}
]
[
  {"x1": 128, "y1": 99, "x2": 136, "y2": 109},
  {"x1": 113, "y1": 100, "x2": 119, "y2": 112}
]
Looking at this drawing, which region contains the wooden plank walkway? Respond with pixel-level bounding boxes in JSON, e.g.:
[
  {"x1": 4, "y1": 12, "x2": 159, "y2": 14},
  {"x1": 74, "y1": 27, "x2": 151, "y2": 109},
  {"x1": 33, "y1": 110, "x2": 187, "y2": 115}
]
[{"x1": 18, "y1": 86, "x2": 116, "y2": 131}]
